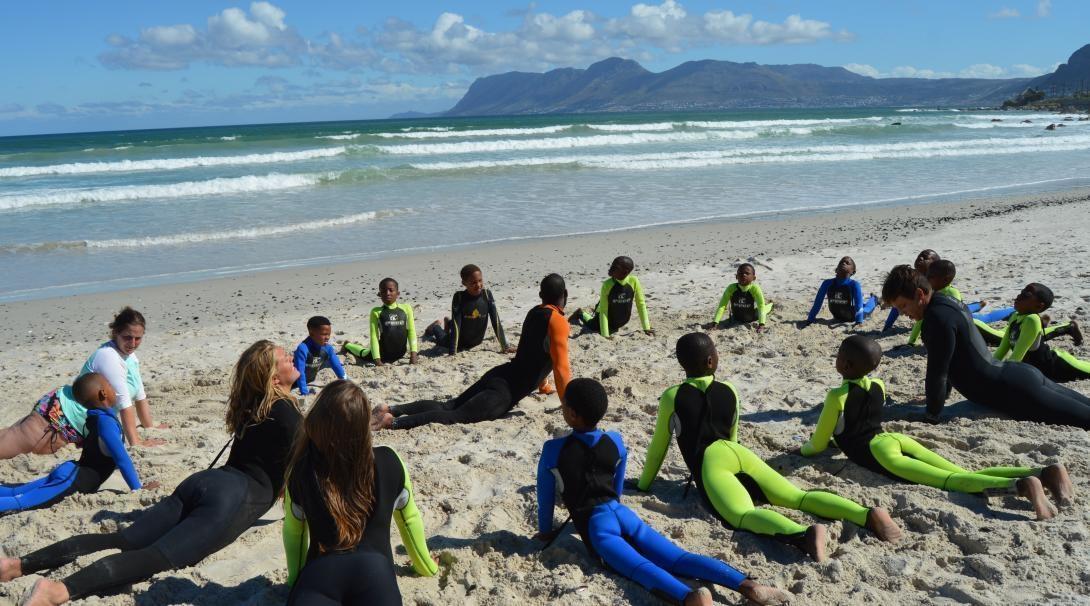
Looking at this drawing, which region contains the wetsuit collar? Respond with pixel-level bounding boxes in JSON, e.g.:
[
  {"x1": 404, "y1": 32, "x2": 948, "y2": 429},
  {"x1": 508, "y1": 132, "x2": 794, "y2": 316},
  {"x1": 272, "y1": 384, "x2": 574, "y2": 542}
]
[
  {"x1": 737, "y1": 282, "x2": 757, "y2": 292},
  {"x1": 382, "y1": 302, "x2": 400, "y2": 309},
  {"x1": 570, "y1": 427, "x2": 603, "y2": 445},
  {"x1": 682, "y1": 375, "x2": 715, "y2": 391},
  {"x1": 842, "y1": 376, "x2": 873, "y2": 390}
]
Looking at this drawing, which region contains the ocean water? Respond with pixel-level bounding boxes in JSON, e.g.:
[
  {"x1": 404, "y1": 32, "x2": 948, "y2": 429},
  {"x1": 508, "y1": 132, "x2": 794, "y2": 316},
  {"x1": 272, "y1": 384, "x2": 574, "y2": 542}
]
[{"x1": 2, "y1": 108, "x2": 1090, "y2": 302}]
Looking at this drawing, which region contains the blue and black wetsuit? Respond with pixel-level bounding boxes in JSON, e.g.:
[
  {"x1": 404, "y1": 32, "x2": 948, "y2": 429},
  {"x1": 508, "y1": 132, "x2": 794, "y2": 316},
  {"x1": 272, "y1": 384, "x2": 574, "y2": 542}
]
[
  {"x1": 922, "y1": 294, "x2": 1090, "y2": 428},
  {"x1": 0, "y1": 408, "x2": 141, "y2": 513},
  {"x1": 427, "y1": 289, "x2": 509, "y2": 354},
  {"x1": 293, "y1": 338, "x2": 347, "y2": 395},
  {"x1": 537, "y1": 429, "x2": 747, "y2": 603},
  {"x1": 15, "y1": 398, "x2": 301, "y2": 600},
  {"x1": 807, "y1": 277, "x2": 877, "y2": 324}
]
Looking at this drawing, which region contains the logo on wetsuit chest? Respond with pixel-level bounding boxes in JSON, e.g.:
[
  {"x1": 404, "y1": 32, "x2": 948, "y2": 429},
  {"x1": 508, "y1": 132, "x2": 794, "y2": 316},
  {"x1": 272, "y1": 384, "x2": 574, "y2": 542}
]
[
  {"x1": 610, "y1": 293, "x2": 633, "y2": 305},
  {"x1": 465, "y1": 308, "x2": 482, "y2": 319}
]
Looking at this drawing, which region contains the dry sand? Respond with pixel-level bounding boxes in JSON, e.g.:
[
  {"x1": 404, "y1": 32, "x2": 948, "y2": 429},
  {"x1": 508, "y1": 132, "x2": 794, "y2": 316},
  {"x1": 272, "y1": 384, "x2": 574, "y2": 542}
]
[{"x1": 2, "y1": 189, "x2": 1090, "y2": 605}]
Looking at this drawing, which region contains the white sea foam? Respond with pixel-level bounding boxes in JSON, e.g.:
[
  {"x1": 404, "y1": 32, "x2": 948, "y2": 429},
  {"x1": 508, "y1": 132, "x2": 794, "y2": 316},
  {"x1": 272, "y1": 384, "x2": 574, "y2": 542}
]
[
  {"x1": 375, "y1": 125, "x2": 571, "y2": 139},
  {"x1": 380, "y1": 130, "x2": 758, "y2": 155},
  {"x1": 219, "y1": 136, "x2": 239, "y2": 141},
  {"x1": 0, "y1": 172, "x2": 332, "y2": 211},
  {"x1": 682, "y1": 117, "x2": 882, "y2": 129},
  {"x1": 0, "y1": 147, "x2": 347, "y2": 177},
  {"x1": 315, "y1": 134, "x2": 360, "y2": 140},
  {"x1": 585, "y1": 122, "x2": 676, "y2": 132}
]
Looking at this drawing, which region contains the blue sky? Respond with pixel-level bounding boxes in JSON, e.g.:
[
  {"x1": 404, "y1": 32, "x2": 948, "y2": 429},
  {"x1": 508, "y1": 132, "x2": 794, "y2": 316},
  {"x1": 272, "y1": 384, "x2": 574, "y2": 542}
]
[{"x1": 1, "y1": 1, "x2": 1087, "y2": 136}]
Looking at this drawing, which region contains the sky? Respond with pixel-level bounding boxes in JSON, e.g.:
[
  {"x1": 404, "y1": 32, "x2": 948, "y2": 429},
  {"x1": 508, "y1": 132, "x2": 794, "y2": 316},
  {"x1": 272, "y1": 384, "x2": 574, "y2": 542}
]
[{"x1": 1, "y1": 0, "x2": 1087, "y2": 136}]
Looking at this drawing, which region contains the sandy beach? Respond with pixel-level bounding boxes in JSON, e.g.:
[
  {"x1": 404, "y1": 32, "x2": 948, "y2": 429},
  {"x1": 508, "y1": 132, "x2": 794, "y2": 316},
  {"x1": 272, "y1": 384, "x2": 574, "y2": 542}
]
[{"x1": 2, "y1": 189, "x2": 1089, "y2": 605}]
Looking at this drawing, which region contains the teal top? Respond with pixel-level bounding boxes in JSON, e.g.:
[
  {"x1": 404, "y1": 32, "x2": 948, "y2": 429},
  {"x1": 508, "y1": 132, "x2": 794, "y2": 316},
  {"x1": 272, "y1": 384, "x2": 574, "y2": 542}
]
[
  {"x1": 56, "y1": 385, "x2": 89, "y2": 437},
  {"x1": 79, "y1": 341, "x2": 145, "y2": 411}
]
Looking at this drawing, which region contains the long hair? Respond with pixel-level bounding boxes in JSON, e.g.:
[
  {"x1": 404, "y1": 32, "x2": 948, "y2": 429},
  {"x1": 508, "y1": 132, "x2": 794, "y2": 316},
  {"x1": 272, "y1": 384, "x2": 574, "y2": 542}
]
[
  {"x1": 226, "y1": 340, "x2": 293, "y2": 435},
  {"x1": 289, "y1": 379, "x2": 376, "y2": 552}
]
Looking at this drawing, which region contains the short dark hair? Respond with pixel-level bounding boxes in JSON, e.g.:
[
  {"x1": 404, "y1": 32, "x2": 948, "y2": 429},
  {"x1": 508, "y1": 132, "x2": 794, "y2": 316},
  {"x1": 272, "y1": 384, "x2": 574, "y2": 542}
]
[
  {"x1": 881, "y1": 265, "x2": 931, "y2": 304},
  {"x1": 72, "y1": 372, "x2": 104, "y2": 405},
  {"x1": 109, "y1": 307, "x2": 146, "y2": 336},
  {"x1": 611, "y1": 256, "x2": 634, "y2": 272},
  {"x1": 564, "y1": 378, "x2": 608, "y2": 425},
  {"x1": 1027, "y1": 283, "x2": 1054, "y2": 308},
  {"x1": 460, "y1": 264, "x2": 481, "y2": 281},
  {"x1": 540, "y1": 273, "x2": 566, "y2": 302},
  {"x1": 737, "y1": 262, "x2": 755, "y2": 274},
  {"x1": 307, "y1": 316, "x2": 331, "y2": 330},
  {"x1": 676, "y1": 332, "x2": 716, "y2": 373},
  {"x1": 839, "y1": 335, "x2": 882, "y2": 377},
  {"x1": 379, "y1": 277, "x2": 399, "y2": 290},
  {"x1": 927, "y1": 259, "x2": 956, "y2": 283}
]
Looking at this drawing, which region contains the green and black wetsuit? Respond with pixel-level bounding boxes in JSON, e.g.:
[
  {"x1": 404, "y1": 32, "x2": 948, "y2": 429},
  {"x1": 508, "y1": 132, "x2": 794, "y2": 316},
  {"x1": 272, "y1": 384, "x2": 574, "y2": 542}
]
[
  {"x1": 995, "y1": 312, "x2": 1090, "y2": 383},
  {"x1": 802, "y1": 376, "x2": 1041, "y2": 493},
  {"x1": 638, "y1": 376, "x2": 871, "y2": 538},
  {"x1": 580, "y1": 275, "x2": 651, "y2": 337},
  {"x1": 344, "y1": 303, "x2": 418, "y2": 363},
  {"x1": 713, "y1": 283, "x2": 772, "y2": 326}
]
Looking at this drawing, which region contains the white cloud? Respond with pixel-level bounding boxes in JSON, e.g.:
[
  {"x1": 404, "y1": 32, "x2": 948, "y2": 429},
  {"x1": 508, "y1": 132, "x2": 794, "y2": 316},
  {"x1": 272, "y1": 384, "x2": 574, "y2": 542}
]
[
  {"x1": 842, "y1": 63, "x2": 880, "y2": 78},
  {"x1": 1037, "y1": 0, "x2": 1052, "y2": 17},
  {"x1": 959, "y1": 63, "x2": 1006, "y2": 78},
  {"x1": 141, "y1": 25, "x2": 198, "y2": 47},
  {"x1": 989, "y1": 7, "x2": 1021, "y2": 19},
  {"x1": 1010, "y1": 63, "x2": 1046, "y2": 76},
  {"x1": 889, "y1": 65, "x2": 951, "y2": 79}
]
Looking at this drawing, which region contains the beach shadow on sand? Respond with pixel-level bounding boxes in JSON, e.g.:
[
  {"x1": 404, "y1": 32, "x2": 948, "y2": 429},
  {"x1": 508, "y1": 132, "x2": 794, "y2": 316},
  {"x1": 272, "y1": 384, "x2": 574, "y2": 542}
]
[{"x1": 137, "y1": 575, "x2": 283, "y2": 605}]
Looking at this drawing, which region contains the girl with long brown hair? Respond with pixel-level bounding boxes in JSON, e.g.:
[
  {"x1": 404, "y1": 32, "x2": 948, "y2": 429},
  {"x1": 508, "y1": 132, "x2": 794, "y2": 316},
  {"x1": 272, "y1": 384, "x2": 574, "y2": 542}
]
[
  {"x1": 283, "y1": 379, "x2": 437, "y2": 605},
  {"x1": 2, "y1": 340, "x2": 302, "y2": 605}
]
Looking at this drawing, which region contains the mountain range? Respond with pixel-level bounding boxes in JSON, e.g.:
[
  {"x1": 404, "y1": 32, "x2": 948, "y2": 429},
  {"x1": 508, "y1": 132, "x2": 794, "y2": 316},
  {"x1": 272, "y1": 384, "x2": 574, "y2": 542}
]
[{"x1": 438, "y1": 44, "x2": 1090, "y2": 117}]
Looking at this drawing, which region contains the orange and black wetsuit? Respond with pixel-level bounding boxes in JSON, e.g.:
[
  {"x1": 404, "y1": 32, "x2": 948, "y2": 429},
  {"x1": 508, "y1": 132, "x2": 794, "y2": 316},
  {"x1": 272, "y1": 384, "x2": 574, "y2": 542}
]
[{"x1": 389, "y1": 303, "x2": 570, "y2": 429}]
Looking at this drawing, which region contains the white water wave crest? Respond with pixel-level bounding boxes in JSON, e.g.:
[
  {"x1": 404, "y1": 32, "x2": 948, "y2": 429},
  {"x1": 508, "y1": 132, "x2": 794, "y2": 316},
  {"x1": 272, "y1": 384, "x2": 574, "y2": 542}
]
[
  {"x1": 0, "y1": 172, "x2": 333, "y2": 211},
  {"x1": 375, "y1": 125, "x2": 571, "y2": 139},
  {"x1": 0, "y1": 147, "x2": 347, "y2": 178},
  {"x1": 380, "y1": 130, "x2": 759, "y2": 155}
]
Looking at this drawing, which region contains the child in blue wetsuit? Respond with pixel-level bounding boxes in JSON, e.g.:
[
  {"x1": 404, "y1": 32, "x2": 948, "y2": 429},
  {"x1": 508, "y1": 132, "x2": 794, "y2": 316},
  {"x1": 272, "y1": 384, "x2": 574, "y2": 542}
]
[
  {"x1": 535, "y1": 378, "x2": 789, "y2": 606},
  {"x1": 569, "y1": 256, "x2": 654, "y2": 338},
  {"x1": 343, "y1": 278, "x2": 419, "y2": 366},
  {"x1": 293, "y1": 315, "x2": 347, "y2": 395},
  {"x1": 805, "y1": 256, "x2": 878, "y2": 325},
  {"x1": 1, "y1": 373, "x2": 148, "y2": 515}
]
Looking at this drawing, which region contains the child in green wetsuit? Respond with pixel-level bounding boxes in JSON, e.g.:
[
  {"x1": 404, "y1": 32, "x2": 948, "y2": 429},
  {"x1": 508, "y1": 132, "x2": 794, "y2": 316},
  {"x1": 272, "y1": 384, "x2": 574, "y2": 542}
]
[
  {"x1": 637, "y1": 332, "x2": 901, "y2": 561},
  {"x1": 343, "y1": 277, "x2": 419, "y2": 366},
  {"x1": 706, "y1": 263, "x2": 772, "y2": 331},
  {"x1": 569, "y1": 256, "x2": 653, "y2": 338},
  {"x1": 994, "y1": 283, "x2": 1089, "y2": 383},
  {"x1": 801, "y1": 335, "x2": 1072, "y2": 519}
]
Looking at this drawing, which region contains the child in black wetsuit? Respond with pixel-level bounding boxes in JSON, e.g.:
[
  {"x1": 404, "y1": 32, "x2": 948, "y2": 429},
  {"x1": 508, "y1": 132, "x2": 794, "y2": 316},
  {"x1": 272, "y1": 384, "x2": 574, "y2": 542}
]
[
  {"x1": 343, "y1": 278, "x2": 418, "y2": 366},
  {"x1": 706, "y1": 263, "x2": 772, "y2": 331},
  {"x1": 569, "y1": 256, "x2": 653, "y2": 338},
  {"x1": 424, "y1": 264, "x2": 513, "y2": 355}
]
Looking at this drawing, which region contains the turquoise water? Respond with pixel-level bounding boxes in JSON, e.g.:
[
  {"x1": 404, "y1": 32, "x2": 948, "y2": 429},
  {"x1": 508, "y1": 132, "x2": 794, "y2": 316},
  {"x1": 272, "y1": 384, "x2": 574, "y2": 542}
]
[{"x1": 2, "y1": 108, "x2": 1089, "y2": 302}]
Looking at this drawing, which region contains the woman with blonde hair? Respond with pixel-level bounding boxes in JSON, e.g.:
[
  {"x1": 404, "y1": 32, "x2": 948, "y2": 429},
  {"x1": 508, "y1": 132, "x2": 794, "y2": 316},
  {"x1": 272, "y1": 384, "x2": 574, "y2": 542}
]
[
  {"x1": 283, "y1": 379, "x2": 437, "y2": 605},
  {"x1": 2, "y1": 340, "x2": 302, "y2": 605}
]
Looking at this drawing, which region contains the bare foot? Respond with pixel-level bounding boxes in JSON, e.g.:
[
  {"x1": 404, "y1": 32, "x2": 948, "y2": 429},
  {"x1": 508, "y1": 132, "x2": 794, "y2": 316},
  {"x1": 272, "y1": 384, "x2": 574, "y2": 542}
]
[
  {"x1": 371, "y1": 412, "x2": 394, "y2": 431},
  {"x1": 370, "y1": 404, "x2": 390, "y2": 428},
  {"x1": 138, "y1": 438, "x2": 167, "y2": 448},
  {"x1": 866, "y1": 507, "x2": 903, "y2": 542},
  {"x1": 0, "y1": 556, "x2": 22, "y2": 582},
  {"x1": 802, "y1": 524, "x2": 827, "y2": 562},
  {"x1": 1040, "y1": 313, "x2": 1052, "y2": 328},
  {"x1": 739, "y1": 579, "x2": 792, "y2": 605},
  {"x1": 1016, "y1": 476, "x2": 1055, "y2": 520},
  {"x1": 1040, "y1": 464, "x2": 1074, "y2": 509},
  {"x1": 683, "y1": 587, "x2": 713, "y2": 606},
  {"x1": 1070, "y1": 320, "x2": 1083, "y2": 347},
  {"x1": 20, "y1": 578, "x2": 69, "y2": 606}
]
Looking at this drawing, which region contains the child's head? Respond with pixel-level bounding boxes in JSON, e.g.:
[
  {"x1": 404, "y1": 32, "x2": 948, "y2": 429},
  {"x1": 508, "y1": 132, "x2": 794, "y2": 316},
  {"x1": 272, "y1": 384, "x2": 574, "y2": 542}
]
[
  {"x1": 836, "y1": 335, "x2": 882, "y2": 380},
  {"x1": 608, "y1": 256, "x2": 634, "y2": 280},
  {"x1": 561, "y1": 378, "x2": 608, "y2": 430},
  {"x1": 306, "y1": 316, "x2": 333, "y2": 344},
  {"x1": 676, "y1": 332, "x2": 718, "y2": 377},
  {"x1": 881, "y1": 265, "x2": 932, "y2": 320},
  {"x1": 835, "y1": 256, "x2": 857, "y2": 280},
  {"x1": 1014, "y1": 283, "x2": 1053, "y2": 315},
  {"x1": 914, "y1": 249, "x2": 940, "y2": 273},
  {"x1": 378, "y1": 278, "x2": 399, "y2": 305},
  {"x1": 539, "y1": 273, "x2": 567, "y2": 307},
  {"x1": 73, "y1": 372, "x2": 117, "y2": 410},
  {"x1": 109, "y1": 307, "x2": 146, "y2": 356},
  {"x1": 460, "y1": 264, "x2": 484, "y2": 296},
  {"x1": 736, "y1": 263, "x2": 756, "y2": 286},
  {"x1": 925, "y1": 259, "x2": 957, "y2": 292}
]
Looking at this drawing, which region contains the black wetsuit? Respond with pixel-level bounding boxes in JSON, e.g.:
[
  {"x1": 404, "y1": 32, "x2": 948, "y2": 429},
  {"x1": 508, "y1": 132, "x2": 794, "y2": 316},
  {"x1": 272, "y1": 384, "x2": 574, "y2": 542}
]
[
  {"x1": 669, "y1": 381, "x2": 741, "y2": 510},
  {"x1": 391, "y1": 304, "x2": 570, "y2": 429},
  {"x1": 19, "y1": 398, "x2": 302, "y2": 599},
  {"x1": 286, "y1": 446, "x2": 407, "y2": 606},
  {"x1": 922, "y1": 294, "x2": 1090, "y2": 428},
  {"x1": 431, "y1": 289, "x2": 508, "y2": 353},
  {"x1": 1009, "y1": 318, "x2": 1090, "y2": 383},
  {"x1": 829, "y1": 382, "x2": 888, "y2": 475}
]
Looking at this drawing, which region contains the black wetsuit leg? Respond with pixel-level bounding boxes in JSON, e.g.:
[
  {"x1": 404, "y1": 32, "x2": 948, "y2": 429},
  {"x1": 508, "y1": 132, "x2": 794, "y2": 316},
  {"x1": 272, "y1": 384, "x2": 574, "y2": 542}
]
[
  {"x1": 391, "y1": 369, "x2": 513, "y2": 429},
  {"x1": 1001, "y1": 363, "x2": 1090, "y2": 427},
  {"x1": 287, "y1": 550, "x2": 401, "y2": 606}
]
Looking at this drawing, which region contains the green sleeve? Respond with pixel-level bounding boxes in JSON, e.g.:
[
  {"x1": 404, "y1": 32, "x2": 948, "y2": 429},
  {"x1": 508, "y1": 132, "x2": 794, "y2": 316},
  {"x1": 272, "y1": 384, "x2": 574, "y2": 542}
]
[
  {"x1": 282, "y1": 489, "x2": 310, "y2": 587},
  {"x1": 638, "y1": 386, "x2": 678, "y2": 490},
  {"x1": 801, "y1": 387, "x2": 845, "y2": 456},
  {"x1": 724, "y1": 381, "x2": 740, "y2": 443},
  {"x1": 596, "y1": 279, "x2": 612, "y2": 337},
  {"x1": 392, "y1": 451, "x2": 438, "y2": 577},
  {"x1": 947, "y1": 286, "x2": 963, "y2": 301},
  {"x1": 403, "y1": 304, "x2": 418, "y2": 353},
  {"x1": 713, "y1": 285, "x2": 734, "y2": 324},
  {"x1": 994, "y1": 322, "x2": 1014, "y2": 360},
  {"x1": 369, "y1": 307, "x2": 382, "y2": 360},
  {"x1": 751, "y1": 284, "x2": 768, "y2": 325},
  {"x1": 632, "y1": 276, "x2": 651, "y2": 331},
  {"x1": 1009, "y1": 314, "x2": 1043, "y2": 362},
  {"x1": 907, "y1": 320, "x2": 923, "y2": 346}
]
